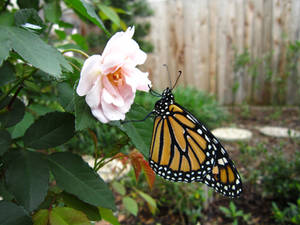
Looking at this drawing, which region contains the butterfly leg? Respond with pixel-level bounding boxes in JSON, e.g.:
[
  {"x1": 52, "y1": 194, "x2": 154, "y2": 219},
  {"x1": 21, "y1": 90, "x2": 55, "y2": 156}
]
[{"x1": 121, "y1": 111, "x2": 154, "y2": 124}]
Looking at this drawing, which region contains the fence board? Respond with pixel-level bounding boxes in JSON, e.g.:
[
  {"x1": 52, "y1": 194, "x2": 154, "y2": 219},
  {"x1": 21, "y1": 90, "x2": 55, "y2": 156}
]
[{"x1": 145, "y1": 0, "x2": 300, "y2": 104}]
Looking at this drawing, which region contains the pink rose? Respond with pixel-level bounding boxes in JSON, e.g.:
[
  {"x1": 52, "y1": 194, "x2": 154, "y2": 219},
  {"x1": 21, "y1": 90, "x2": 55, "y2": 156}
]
[{"x1": 76, "y1": 27, "x2": 151, "y2": 123}]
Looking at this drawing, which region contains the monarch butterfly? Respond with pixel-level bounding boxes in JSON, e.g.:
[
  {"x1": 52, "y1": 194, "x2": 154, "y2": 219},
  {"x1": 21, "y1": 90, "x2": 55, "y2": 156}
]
[{"x1": 146, "y1": 73, "x2": 242, "y2": 198}]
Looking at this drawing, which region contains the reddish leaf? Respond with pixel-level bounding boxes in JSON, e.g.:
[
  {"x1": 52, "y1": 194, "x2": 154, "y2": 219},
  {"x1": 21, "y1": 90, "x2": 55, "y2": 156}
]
[
  {"x1": 129, "y1": 150, "x2": 155, "y2": 189},
  {"x1": 140, "y1": 159, "x2": 155, "y2": 190},
  {"x1": 129, "y1": 151, "x2": 142, "y2": 181}
]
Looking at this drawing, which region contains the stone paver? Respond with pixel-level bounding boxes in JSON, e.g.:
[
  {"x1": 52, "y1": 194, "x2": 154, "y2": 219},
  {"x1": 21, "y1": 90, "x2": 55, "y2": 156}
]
[
  {"x1": 257, "y1": 126, "x2": 300, "y2": 138},
  {"x1": 211, "y1": 127, "x2": 253, "y2": 142}
]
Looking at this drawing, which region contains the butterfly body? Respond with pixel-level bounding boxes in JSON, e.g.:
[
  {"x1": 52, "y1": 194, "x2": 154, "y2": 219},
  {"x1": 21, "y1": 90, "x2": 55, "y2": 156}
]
[{"x1": 149, "y1": 88, "x2": 242, "y2": 197}]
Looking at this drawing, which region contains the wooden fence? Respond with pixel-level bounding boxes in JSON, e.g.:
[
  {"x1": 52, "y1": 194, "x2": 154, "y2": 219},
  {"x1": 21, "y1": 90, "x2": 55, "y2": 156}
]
[{"x1": 143, "y1": 0, "x2": 300, "y2": 105}]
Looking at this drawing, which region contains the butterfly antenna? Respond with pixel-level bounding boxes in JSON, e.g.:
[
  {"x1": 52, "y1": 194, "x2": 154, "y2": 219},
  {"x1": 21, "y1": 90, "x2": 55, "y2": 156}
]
[
  {"x1": 172, "y1": 70, "x2": 182, "y2": 90},
  {"x1": 163, "y1": 64, "x2": 172, "y2": 88}
]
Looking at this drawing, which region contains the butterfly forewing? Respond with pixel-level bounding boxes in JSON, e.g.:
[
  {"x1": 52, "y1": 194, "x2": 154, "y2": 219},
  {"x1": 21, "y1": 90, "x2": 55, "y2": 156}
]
[{"x1": 149, "y1": 103, "x2": 216, "y2": 183}]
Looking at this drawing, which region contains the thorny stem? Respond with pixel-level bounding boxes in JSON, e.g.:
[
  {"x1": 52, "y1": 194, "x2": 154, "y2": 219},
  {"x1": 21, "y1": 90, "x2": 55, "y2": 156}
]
[
  {"x1": 62, "y1": 49, "x2": 89, "y2": 59},
  {"x1": 0, "y1": 70, "x2": 36, "y2": 103},
  {"x1": 7, "y1": 84, "x2": 23, "y2": 110}
]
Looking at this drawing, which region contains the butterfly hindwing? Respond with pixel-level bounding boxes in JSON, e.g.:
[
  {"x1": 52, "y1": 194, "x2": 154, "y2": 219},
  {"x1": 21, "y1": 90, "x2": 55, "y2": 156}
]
[{"x1": 201, "y1": 141, "x2": 243, "y2": 197}]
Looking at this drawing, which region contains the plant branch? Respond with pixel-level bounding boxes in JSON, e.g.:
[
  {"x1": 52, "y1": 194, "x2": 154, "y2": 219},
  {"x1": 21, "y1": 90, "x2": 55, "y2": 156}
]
[
  {"x1": 0, "y1": 70, "x2": 35, "y2": 103},
  {"x1": 62, "y1": 49, "x2": 89, "y2": 58},
  {"x1": 7, "y1": 84, "x2": 23, "y2": 110}
]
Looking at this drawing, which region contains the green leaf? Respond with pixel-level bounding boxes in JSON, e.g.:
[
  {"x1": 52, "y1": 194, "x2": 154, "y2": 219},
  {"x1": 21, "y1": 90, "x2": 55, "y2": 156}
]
[
  {"x1": 5, "y1": 150, "x2": 49, "y2": 212},
  {"x1": 8, "y1": 112, "x2": 34, "y2": 139},
  {"x1": 112, "y1": 181, "x2": 126, "y2": 196},
  {"x1": 17, "y1": 0, "x2": 39, "y2": 10},
  {"x1": 0, "y1": 179, "x2": 14, "y2": 201},
  {"x1": 0, "y1": 61, "x2": 16, "y2": 87},
  {"x1": 61, "y1": 192, "x2": 101, "y2": 221},
  {"x1": 74, "y1": 93, "x2": 97, "y2": 131},
  {"x1": 55, "y1": 29, "x2": 66, "y2": 40},
  {"x1": 33, "y1": 209, "x2": 48, "y2": 225},
  {"x1": 136, "y1": 190, "x2": 157, "y2": 215},
  {"x1": 14, "y1": 9, "x2": 44, "y2": 32},
  {"x1": 0, "y1": 26, "x2": 72, "y2": 77},
  {"x1": 58, "y1": 21, "x2": 74, "y2": 29},
  {"x1": 49, "y1": 207, "x2": 90, "y2": 225},
  {"x1": 123, "y1": 196, "x2": 138, "y2": 216},
  {"x1": 99, "y1": 207, "x2": 120, "y2": 225},
  {"x1": 63, "y1": 0, "x2": 110, "y2": 37},
  {"x1": 0, "y1": 201, "x2": 32, "y2": 225},
  {"x1": 47, "y1": 152, "x2": 115, "y2": 210},
  {"x1": 0, "y1": 27, "x2": 11, "y2": 65},
  {"x1": 57, "y1": 82, "x2": 74, "y2": 112},
  {"x1": 98, "y1": 4, "x2": 120, "y2": 27},
  {"x1": 23, "y1": 112, "x2": 75, "y2": 149},
  {"x1": 44, "y1": 1, "x2": 62, "y2": 23},
  {"x1": 0, "y1": 12, "x2": 15, "y2": 26},
  {"x1": 0, "y1": 129, "x2": 11, "y2": 156},
  {"x1": 229, "y1": 201, "x2": 236, "y2": 212},
  {"x1": 29, "y1": 104, "x2": 53, "y2": 116},
  {"x1": 71, "y1": 34, "x2": 88, "y2": 51},
  {"x1": 219, "y1": 206, "x2": 230, "y2": 216},
  {"x1": 118, "y1": 104, "x2": 153, "y2": 158},
  {"x1": 0, "y1": 97, "x2": 25, "y2": 128}
]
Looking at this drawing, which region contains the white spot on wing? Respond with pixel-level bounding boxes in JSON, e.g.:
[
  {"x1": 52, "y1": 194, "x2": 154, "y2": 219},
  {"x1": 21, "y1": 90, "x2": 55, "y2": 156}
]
[
  {"x1": 221, "y1": 148, "x2": 226, "y2": 154},
  {"x1": 205, "y1": 135, "x2": 210, "y2": 142},
  {"x1": 218, "y1": 158, "x2": 225, "y2": 165},
  {"x1": 223, "y1": 157, "x2": 228, "y2": 163},
  {"x1": 187, "y1": 114, "x2": 195, "y2": 122}
]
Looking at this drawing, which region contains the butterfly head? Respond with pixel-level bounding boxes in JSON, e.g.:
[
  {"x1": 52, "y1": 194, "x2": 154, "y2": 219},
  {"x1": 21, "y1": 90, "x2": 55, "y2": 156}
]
[{"x1": 153, "y1": 88, "x2": 174, "y2": 116}]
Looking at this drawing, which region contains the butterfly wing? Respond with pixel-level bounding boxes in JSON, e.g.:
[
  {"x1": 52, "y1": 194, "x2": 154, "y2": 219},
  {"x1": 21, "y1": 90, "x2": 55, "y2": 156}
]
[
  {"x1": 149, "y1": 102, "x2": 242, "y2": 197},
  {"x1": 149, "y1": 103, "x2": 217, "y2": 183},
  {"x1": 200, "y1": 139, "x2": 243, "y2": 197}
]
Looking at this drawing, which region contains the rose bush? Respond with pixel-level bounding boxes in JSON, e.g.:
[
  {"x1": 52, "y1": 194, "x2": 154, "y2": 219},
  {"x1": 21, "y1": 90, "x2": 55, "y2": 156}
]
[{"x1": 76, "y1": 27, "x2": 151, "y2": 123}]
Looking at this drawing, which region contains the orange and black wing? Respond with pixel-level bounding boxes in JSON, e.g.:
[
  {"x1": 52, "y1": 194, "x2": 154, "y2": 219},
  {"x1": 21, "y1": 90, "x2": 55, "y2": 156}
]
[
  {"x1": 200, "y1": 142, "x2": 243, "y2": 197},
  {"x1": 149, "y1": 103, "x2": 217, "y2": 182}
]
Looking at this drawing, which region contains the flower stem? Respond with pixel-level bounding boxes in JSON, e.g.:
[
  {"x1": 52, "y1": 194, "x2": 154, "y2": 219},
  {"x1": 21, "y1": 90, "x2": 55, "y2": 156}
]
[{"x1": 61, "y1": 49, "x2": 90, "y2": 58}]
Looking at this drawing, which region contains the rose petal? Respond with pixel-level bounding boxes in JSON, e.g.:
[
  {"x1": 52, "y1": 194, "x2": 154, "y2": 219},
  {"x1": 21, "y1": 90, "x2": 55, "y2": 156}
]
[
  {"x1": 101, "y1": 100, "x2": 126, "y2": 121},
  {"x1": 77, "y1": 55, "x2": 102, "y2": 96},
  {"x1": 123, "y1": 66, "x2": 151, "y2": 92},
  {"x1": 91, "y1": 108, "x2": 109, "y2": 123},
  {"x1": 117, "y1": 84, "x2": 135, "y2": 113},
  {"x1": 84, "y1": 77, "x2": 110, "y2": 123},
  {"x1": 102, "y1": 76, "x2": 124, "y2": 107}
]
